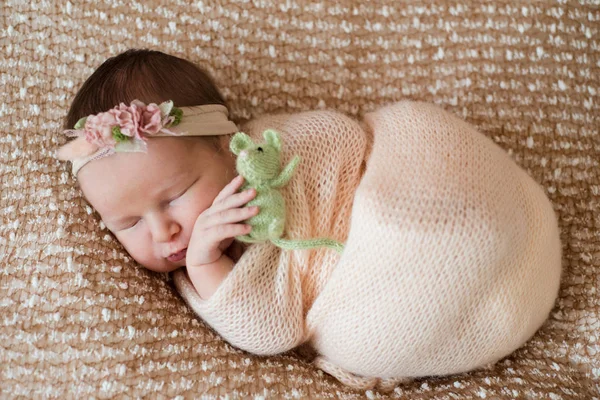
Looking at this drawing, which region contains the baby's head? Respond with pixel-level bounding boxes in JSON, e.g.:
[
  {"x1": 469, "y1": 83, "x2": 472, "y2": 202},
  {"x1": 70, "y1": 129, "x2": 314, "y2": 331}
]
[{"x1": 60, "y1": 49, "x2": 239, "y2": 273}]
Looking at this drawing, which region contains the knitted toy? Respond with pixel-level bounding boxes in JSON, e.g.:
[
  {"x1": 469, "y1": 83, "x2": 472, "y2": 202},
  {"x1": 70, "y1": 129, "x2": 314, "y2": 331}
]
[{"x1": 229, "y1": 129, "x2": 344, "y2": 254}]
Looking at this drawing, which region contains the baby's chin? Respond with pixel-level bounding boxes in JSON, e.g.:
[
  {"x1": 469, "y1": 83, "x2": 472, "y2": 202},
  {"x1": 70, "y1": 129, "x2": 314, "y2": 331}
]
[
  {"x1": 166, "y1": 259, "x2": 187, "y2": 272},
  {"x1": 138, "y1": 258, "x2": 184, "y2": 273},
  {"x1": 138, "y1": 241, "x2": 243, "y2": 272}
]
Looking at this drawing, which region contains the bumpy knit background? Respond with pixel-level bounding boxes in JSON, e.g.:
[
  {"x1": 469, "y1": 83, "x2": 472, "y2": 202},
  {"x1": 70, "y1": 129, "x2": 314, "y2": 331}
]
[{"x1": 1, "y1": 0, "x2": 599, "y2": 398}]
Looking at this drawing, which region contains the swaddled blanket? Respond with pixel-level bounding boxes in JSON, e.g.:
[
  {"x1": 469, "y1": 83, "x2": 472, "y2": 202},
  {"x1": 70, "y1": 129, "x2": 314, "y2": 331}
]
[{"x1": 172, "y1": 101, "x2": 562, "y2": 389}]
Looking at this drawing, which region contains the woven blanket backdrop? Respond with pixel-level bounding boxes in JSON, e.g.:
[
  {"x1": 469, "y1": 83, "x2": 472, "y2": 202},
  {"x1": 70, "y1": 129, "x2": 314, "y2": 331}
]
[{"x1": 1, "y1": 0, "x2": 599, "y2": 398}]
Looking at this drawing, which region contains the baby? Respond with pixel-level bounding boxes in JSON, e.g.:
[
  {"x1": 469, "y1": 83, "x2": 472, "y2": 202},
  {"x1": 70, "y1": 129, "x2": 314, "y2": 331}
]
[
  {"x1": 58, "y1": 49, "x2": 254, "y2": 300},
  {"x1": 56, "y1": 48, "x2": 563, "y2": 392}
]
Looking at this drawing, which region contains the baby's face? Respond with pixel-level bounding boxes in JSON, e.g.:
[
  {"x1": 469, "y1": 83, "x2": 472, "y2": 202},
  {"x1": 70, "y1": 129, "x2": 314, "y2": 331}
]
[{"x1": 77, "y1": 136, "x2": 236, "y2": 273}]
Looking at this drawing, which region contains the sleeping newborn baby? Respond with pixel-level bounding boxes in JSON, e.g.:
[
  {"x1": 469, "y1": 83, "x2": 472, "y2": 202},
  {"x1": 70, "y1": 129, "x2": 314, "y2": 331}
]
[{"x1": 56, "y1": 49, "x2": 563, "y2": 392}]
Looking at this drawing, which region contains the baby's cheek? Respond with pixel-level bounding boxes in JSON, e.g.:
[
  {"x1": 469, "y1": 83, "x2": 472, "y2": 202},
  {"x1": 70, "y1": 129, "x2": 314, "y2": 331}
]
[
  {"x1": 180, "y1": 200, "x2": 206, "y2": 234},
  {"x1": 186, "y1": 195, "x2": 208, "y2": 216},
  {"x1": 116, "y1": 231, "x2": 157, "y2": 268}
]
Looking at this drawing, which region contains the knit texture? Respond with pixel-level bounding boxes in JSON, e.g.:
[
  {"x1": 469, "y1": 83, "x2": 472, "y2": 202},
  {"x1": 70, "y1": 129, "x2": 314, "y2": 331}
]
[
  {"x1": 173, "y1": 100, "x2": 563, "y2": 388},
  {"x1": 3, "y1": 0, "x2": 599, "y2": 398}
]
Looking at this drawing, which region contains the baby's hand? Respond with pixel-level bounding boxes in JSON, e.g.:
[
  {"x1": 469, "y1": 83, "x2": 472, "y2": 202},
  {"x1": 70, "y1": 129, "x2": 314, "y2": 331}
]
[{"x1": 186, "y1": 175, "x2": 259, "y2": 267}]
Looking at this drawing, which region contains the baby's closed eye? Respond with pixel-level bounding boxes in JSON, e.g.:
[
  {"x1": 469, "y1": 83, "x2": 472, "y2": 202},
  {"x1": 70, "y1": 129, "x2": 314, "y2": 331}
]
[{"x1": 122, "y1": 219, "x2": 141, "y2": 230}]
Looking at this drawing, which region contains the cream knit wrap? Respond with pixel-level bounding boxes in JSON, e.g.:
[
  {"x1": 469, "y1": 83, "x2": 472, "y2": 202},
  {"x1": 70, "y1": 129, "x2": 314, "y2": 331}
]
[{"x1": 172, "y1": 100, "x2": 563, "y2": 387}]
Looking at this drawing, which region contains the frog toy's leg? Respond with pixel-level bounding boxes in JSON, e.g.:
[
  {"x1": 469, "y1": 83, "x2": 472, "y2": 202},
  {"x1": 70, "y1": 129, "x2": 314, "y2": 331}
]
[
  {"x1": 267, "y1": 217, "x2": 285, "y2": 239},
  {"x1": 313, "y1": 355, "x2": 412, "y2": 393}
]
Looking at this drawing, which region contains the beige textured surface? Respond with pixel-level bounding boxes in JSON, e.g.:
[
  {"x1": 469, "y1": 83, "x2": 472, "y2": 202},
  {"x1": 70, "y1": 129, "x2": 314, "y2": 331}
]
[{"x1": 1, "y1": 0, "x2": 599, "y2": 398}]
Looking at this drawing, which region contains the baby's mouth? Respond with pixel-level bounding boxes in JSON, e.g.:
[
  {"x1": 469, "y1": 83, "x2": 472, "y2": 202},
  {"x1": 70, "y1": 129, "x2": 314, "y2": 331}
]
[{"x1": 167, "y1": 248, "x2": 187, "y2": 262}]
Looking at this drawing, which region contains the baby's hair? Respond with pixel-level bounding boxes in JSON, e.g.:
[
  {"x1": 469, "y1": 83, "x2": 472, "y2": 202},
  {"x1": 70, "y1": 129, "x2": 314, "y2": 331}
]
[{"x1": 64, "y1": 48, "x2": 228, "y2": 152}]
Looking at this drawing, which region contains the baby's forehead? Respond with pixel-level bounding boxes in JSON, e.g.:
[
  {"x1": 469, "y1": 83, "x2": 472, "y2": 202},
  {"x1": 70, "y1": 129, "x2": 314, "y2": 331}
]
[{"x1": 78, "y1": 141, "x2": 203, "y2": 212}]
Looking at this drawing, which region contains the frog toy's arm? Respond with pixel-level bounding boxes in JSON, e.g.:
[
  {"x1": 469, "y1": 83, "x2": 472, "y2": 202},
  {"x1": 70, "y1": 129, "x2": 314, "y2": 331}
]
[{"x1": 271, "y1": 155, "x2": 300, "y2": 189}]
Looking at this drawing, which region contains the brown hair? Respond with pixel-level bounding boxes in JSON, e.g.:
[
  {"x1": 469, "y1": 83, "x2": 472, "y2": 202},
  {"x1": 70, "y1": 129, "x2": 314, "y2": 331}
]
[{"x1": 64, "y1": 48, "x2": 229, "y2": 151}]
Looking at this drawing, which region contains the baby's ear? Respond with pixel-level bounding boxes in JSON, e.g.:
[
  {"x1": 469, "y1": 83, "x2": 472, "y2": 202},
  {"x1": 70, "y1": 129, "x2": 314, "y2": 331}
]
[
  {"x1": 229, "y1": 132, "x2": 252, "y2": 155},
  {"x1": 263, "y1": 129, "x2": 281, "y2": 151}
]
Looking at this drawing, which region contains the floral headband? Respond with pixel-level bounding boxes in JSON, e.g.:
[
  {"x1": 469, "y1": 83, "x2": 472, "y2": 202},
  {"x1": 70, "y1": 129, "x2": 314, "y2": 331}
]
[{"x1": 56, "y1": 99, "x2": 239, "y2": 176}]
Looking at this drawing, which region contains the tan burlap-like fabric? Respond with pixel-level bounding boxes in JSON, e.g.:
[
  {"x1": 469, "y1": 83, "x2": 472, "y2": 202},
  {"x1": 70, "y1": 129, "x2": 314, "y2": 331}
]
[{"x1": 1, "y1": 1, "x2": 598, "y2": 398}]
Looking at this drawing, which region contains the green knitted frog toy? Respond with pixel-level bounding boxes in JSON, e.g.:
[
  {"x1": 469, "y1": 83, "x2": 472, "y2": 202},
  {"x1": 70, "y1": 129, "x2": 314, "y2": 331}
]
[{"x1": 229, "y1": 129, "x2": 344, "y2": 254}]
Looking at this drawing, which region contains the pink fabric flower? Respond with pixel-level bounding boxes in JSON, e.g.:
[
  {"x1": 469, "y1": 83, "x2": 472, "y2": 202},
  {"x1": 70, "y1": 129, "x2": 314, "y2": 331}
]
[
  {"x1": 84, "y1": 111, "x2": 118, "y2": 147},
  {"x1": 109, "y1": 102, "x2": 143, "y2": 138},
  {"x1": 140, "y1": 103, "x2": 164, "y2": 136},
  {"x1": 74, "y1": 99, "x2": 173, "y2": 153},
  {"x1": 57, "y1": 98, "x2": 197, "y2": 169}
]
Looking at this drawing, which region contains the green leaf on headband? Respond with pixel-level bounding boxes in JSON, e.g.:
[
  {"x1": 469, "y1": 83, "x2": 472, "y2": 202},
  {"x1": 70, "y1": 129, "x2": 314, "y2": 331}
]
[
  {"x1": 112, "y1": 126, "x2": 129, "y2": 143},
  {"x1": 168, "y1": 107, "x2": 183, "y2": 126},
  {"x1": 74, "y1": 116, "x2": 87, "y2": 129},
  {"x1": 158, "y1": 100, "x2": 173, "y2": 119}
]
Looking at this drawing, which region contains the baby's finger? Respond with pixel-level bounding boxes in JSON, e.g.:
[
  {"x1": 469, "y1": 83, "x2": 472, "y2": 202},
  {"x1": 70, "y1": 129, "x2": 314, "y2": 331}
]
[
  {"x1": 207, "y1": 223, "x2": 252, "y2": 243},
  {"x1": 212, "y1": 175, "x2": 244, "y2": 205},
  {"x1": 205, "y1": 187, "x2": 256, "y2": 218},
  {"x1": 203, "y1": 205, "x2": 259, "y2": 229}
]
